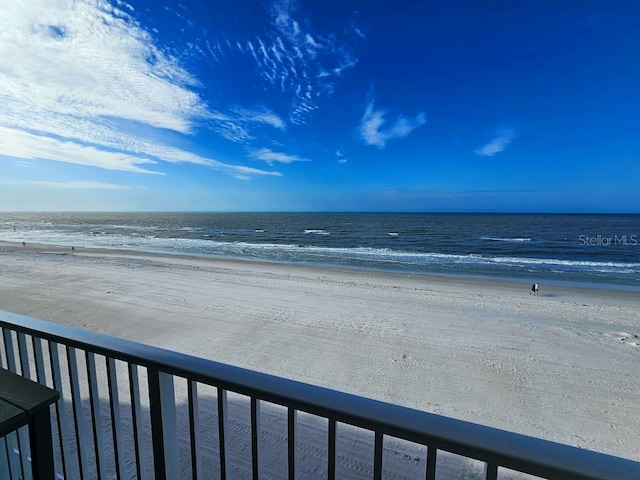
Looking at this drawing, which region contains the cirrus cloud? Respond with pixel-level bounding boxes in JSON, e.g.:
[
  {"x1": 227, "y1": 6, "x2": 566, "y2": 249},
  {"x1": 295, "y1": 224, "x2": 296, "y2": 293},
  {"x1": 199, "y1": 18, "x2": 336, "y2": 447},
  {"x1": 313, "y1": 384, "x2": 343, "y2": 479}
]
[
  {"x1": 0, "y1": 0, "x2": 282, "y2": 180},
  {"x1": 475, "y1": 129, "x2": 516, "y2": 157},
  {"x1": 250, "y1": 148, "x2": 310, "y2": 166},
  {"x1": 0, "y1": 180, "x2": 133, "y2": 190},
  {"x1": 359, "y1": 101, "x2": 426, "y2": 148}
]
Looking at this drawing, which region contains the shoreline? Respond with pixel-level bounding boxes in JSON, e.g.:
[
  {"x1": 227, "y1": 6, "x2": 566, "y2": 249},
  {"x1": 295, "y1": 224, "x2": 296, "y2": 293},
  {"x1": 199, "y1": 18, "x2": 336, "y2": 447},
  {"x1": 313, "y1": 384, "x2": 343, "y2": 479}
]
[
  {"x1": 2, "y1": 240, "x2": 638, "y2": 296},
  {"x1": 1, "y1": 240, "x2": 639, "y2": 461}
]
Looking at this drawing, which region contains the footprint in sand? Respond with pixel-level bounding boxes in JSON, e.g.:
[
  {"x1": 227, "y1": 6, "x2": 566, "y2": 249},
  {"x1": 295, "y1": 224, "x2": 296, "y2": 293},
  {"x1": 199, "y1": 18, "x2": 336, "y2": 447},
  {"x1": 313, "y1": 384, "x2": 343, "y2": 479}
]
[
  {"x1": 615, "y1": 332, "x2": 639, "y2": 347},
  {"x1": 393, "y1": 354, "x2": 419, "y2": 369}
]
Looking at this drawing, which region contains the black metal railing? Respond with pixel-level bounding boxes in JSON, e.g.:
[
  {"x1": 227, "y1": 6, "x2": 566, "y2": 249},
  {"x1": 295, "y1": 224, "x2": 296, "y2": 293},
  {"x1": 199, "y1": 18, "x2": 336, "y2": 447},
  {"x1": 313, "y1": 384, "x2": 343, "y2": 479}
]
[{"x1": 1, "y1": 309, "x2": 639, "y2": 479}]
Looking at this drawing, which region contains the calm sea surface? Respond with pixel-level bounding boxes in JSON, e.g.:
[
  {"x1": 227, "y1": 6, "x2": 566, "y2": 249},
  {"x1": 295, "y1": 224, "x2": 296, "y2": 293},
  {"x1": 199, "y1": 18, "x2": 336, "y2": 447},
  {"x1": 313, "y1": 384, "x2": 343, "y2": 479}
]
[{"x1": 1, "y1": 212, "x2": 639, "y2": 289}]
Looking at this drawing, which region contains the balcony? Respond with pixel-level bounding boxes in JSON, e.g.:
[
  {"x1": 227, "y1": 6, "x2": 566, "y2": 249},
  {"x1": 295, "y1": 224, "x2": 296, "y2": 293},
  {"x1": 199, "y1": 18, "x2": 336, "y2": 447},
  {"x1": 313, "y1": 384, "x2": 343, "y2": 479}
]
[{"x1": 1, "y1": 309, "x2": 639, "y2": 480}]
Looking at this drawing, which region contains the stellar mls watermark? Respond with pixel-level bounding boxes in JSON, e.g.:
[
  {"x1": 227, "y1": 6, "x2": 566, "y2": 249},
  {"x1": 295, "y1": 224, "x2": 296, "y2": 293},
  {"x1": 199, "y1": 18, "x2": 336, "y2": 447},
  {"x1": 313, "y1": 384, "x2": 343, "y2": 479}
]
[{"x1": 579, "y1": 234, "x2": 638, "y2": 246}]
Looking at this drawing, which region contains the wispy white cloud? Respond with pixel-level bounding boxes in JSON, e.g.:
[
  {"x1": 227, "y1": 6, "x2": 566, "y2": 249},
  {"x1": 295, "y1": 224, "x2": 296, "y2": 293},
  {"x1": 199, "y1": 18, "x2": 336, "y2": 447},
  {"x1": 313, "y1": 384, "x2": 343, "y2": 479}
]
[
  {"x1": 0, "y1": 0, "x2": 282, "y2": 179},
  {"x1": 0, "y1": 180, "x2": 132, "y2": 190},
  {"x1": 0, "y1": 120, "x2": 280, "y2": 179},
  {"x1": 335, "y1": 149, "x2": 348, "y2": 164},
  {"x1": 206, "y1": 0, "x2": 362, "y2": 126},
  {"x1": 209, "y1": 107, "x2": 286, "y2": 142},
  {"x1": 236, "y1": 109, "x2": 286, "y2": 130},
  {"x1": 332, "y1": 59, "x2": 358, "y2": 77},
  {"x1": 475, "y1": 129, "x2": 516, "y2": 156},
  {"x1": 250, "y1": 148, "x2": 310, "y2": 166},
  {"x1": 0, "y1": 1, "x2": 205, "y2": 134},
  {"x1": 225, "y1": 164, "x2": 284, "y2": 181},
  {"x1": 0, "y1": 127, "x2": 160, "y2": 174},
  {"x1": 380, "y1": 187, "x2": 543, "y2": 201},
  {"x1": 305, "y1": 34, "x2": 324, "y2": 50},
  {"x1": 353, "y1": 27, "x2": 366, "y2": 40},
  {"x1": 359, "y1": 102, "x2": 426, "y2": 148},
  {"x1": 15, "y1": 160, "x2": 35, "y2": 168}
]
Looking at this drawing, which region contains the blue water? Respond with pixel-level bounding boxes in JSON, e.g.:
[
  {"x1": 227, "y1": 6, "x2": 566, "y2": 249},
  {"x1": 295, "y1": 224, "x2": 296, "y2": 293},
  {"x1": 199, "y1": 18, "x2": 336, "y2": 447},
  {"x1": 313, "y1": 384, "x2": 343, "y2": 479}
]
[{"x1": 1, "y1": 212, "x2": 639, "y2": 289}]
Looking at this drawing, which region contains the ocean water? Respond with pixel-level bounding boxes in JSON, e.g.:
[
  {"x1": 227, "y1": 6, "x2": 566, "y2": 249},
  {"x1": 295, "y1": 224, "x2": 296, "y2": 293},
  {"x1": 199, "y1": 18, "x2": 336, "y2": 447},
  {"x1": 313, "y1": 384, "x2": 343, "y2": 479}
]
[{"x1": 1, "y1": 212, "x2": 639, "y2": 289}]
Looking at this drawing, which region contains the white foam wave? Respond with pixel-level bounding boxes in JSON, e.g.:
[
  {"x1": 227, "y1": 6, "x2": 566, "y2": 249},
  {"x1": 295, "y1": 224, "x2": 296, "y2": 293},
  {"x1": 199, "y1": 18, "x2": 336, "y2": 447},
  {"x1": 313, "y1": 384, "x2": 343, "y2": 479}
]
[
  {"x1": 488, "y1": 256, "x2": 640, "y2": 269},
  {"x1": 482, "y1": 237, "x2": 532, "y2": 242},
  {"x1": 304, "y1": 229, "x2": 329, "y2": 235},
  {"x1": 1, "y1": 228, "x2": 638, "y2": 275}
]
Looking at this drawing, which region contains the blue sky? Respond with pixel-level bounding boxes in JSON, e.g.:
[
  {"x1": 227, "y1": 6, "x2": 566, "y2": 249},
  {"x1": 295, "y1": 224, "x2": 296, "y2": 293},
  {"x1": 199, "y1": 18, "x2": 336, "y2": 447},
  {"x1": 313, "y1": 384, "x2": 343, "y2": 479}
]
[{"x1": 0, "y1": 0, "x2": 638, "y2": 212}]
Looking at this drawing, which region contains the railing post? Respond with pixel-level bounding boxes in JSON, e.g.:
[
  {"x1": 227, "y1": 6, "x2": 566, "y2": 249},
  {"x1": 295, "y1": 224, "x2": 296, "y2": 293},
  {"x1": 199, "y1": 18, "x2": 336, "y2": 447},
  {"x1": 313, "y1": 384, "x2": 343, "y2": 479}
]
[
  {"x1": 86, "y1": 352, "x2": 106, "y2": 480},
  {"x1": 17, "y1": 333, "x2": 30, "y2": 379},
  {"x1": 328, "y1": 419, "x2": 336, "y2": 480},
  {"x1": 217, "y1": 388, "x2": 228, "y2": 480},
  {"x1": 251, "y1": 397, "x2": 261, "y2": 480},
  {"x1": 48, "y1": 342, "x2": 69, "y2": 480},
  {"x1": 15, "y1": 333, "x2": 32, "y2": 480},
  {"x1": 28, "y1": 408, "x2": 56, "y2": 480},
  {"x1": 425, "y1": 447, "x2": 437, "y2": 480},
  {"x1": 31, "y1": 337, "x2": 46, "y2": 385},
  {"x1": 485, "y1": 462, "x2": 498, "y2": 480},
  {"x1": 188, "y1": 380, "x2": 201, "y2": 480},
  {"x1": 287, "y1": 408, "x2": 296, "y2": 480},
  {"x1": 107, "y1": 358, "x2": 125, "y2": 480},
  {"x1": 1, "y1": 437, "x2": 13, "y2": 479},
  {"x1": 128, "y1": 364, "x2": 144, "y2": 480},
  {"x1": 374, "y1": 431, "x2": 384, "y2": 480},
  {"x1": 1, "y1": 331, "x2": 24, "y2": 480},
  {"x1": 67, "y1": 346, "x2": 90, "y2": 479},
  {"x1": 148, "y1": 368, "x2": 178, "y2": 480},
  {"x1": 2, "y1": 329, "x2": 16, "y2": 372}
]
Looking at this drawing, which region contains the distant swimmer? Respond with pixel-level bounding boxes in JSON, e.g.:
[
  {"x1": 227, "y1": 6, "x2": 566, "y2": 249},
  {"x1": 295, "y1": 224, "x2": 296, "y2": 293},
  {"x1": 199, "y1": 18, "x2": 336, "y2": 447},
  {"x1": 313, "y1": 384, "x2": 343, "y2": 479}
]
[
  {"x1": 530, "y1": 283, "x2": 539, "y2": 295},
  {"x1": 72, "y1": 246, "x2": 75, "y2": 252},
  {"x1": 22, "y1": 241, "x2": 25, "y2": 247}
]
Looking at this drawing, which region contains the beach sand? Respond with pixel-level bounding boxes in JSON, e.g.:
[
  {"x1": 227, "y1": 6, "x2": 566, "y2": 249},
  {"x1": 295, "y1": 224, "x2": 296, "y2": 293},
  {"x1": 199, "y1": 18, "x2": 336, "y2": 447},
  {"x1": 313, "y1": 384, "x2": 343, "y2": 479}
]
[{"x1": 1, "y1": 242, "x2": 639, "y2": 472}]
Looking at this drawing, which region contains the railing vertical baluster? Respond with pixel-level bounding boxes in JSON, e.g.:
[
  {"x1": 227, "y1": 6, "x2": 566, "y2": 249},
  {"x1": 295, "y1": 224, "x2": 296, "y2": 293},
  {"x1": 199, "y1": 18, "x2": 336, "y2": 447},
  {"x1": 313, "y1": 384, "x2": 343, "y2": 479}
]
[
  {"x1": 32, "y1": 337, "x2": 55, "y2": 479},
  {"x1": 287, "y1": 408, "x2": 296, "y2": 480},
  {"x1": 188, "y1": 380, "x2": 201, "y2": 480},
  {"x1": 17, "y1": 333, "x2": 30, "y2": 379},
  {"x1": 86, "y1": 352, "x2": 106, "y2": 480},
  {"x1": 32, "y1": 337, "x2": 46, "y2": 385},
  {"x1": 217, "y1": 387, "x2": 228, "y2": 480},
  {"x1": 15, "y1": 429, "x2": 31, "y2": 478},
  {"x1": 16, "y1": 332, "x2": 33, "y2": 480},
  {"x1": 107, "y1": 357, "x2": 125, "y2": 480},
  {"x1": 251, "y1": 397, "x2": 260, "y2": 480},
  {"x1": 485, "y1": 462, "x2": 498, "y2": 480},
  {"x1": 425, "y1": 447, "x2": 436, "y2": 480},
  {"x1": 48, "y1": 341, "x2": 69, "y2": 480},
  {"x1": 373, "y1": 431, "x2": 384, "y2": 480},
  {"x1": 0, "y1": 329, "x2": 4, "y2": 369},
  {"x1": 328, "y1": 419, "x2": 336, "y2": 480},
  {"x1": 148, "y1": 368, "x2": 179, "y2": 479},
  {"x1": 2, "y1": 437, "x2": 13, "y2": 480},
  {"x1": 67, "y1": 346, "x2": 90, "y2": 478},
  {"x1": 2, "y1": 329, "x2": 16, "y2": 371},
  {"x1": 128, "y1": 363, "x2": 143, "y2": 480},
  {"x1": 2, "y1": 330, "x2": 24, "y2": 480}
]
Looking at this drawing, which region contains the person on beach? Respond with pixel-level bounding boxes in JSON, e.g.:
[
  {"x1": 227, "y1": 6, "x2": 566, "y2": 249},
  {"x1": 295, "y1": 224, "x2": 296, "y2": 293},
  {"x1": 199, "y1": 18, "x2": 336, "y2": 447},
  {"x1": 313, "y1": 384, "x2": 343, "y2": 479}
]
[{"x1": 530, "y1": 283, "x2": 539, "y2": 295}]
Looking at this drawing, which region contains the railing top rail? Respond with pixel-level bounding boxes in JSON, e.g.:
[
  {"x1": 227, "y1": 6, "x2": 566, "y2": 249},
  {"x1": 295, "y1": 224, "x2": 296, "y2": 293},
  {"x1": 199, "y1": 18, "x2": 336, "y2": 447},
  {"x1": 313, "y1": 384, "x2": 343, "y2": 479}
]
[{"x1": 1, "y1": 310, "x2": 639, "y2": 480}]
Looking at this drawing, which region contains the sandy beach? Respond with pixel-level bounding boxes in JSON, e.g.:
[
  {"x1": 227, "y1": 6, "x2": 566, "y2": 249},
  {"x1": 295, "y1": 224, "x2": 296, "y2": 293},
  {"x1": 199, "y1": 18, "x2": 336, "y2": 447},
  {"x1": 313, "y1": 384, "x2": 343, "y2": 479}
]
[{"x1": 1, "y1": 241, "x2": 639, "y2": 468}]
